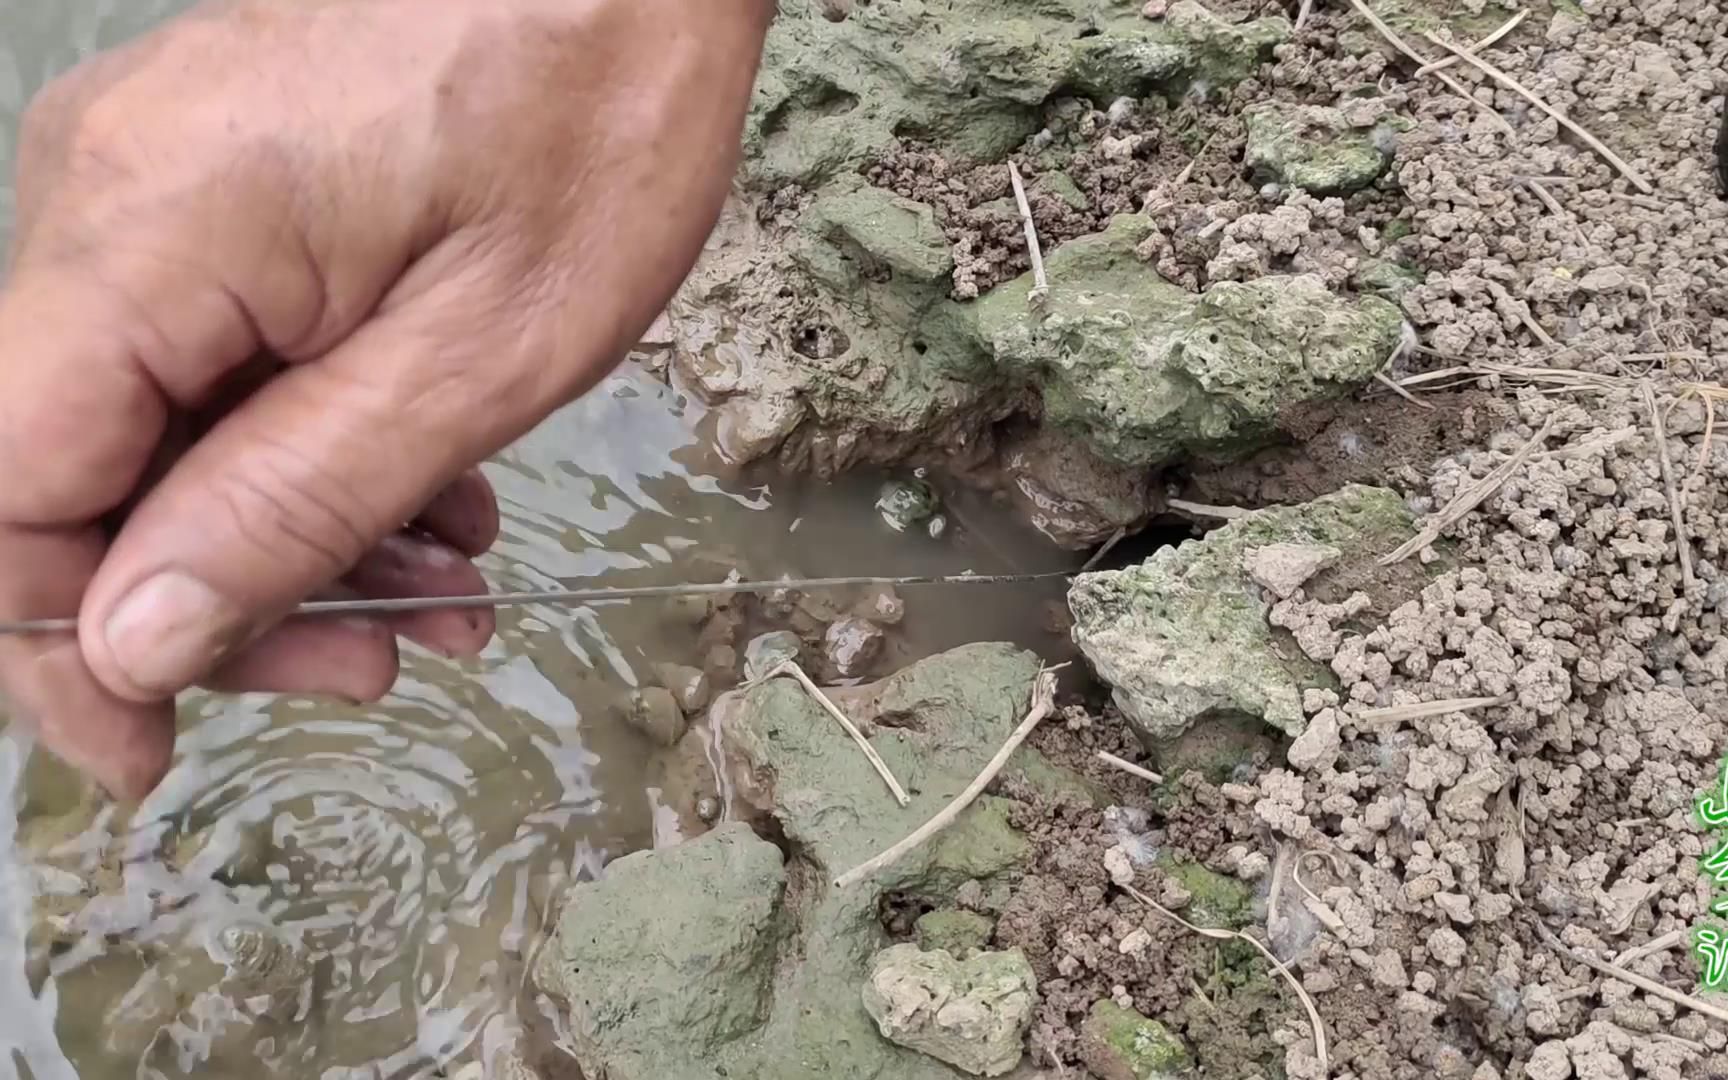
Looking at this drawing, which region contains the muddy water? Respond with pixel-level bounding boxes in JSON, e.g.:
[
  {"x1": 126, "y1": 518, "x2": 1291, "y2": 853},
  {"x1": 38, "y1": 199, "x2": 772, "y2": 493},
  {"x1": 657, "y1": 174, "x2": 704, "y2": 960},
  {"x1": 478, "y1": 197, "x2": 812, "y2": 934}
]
[{"x1": 0, "y1": 8, "x2": 1077, "y2": 1077}]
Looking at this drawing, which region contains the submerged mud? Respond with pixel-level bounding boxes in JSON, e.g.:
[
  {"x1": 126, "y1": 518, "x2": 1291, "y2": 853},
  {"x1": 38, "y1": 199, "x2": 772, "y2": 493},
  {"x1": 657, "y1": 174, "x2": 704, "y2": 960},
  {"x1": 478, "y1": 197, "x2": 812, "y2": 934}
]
[{"x1": 0, "y1": 365, "x2": 1077, "y2": 1080}]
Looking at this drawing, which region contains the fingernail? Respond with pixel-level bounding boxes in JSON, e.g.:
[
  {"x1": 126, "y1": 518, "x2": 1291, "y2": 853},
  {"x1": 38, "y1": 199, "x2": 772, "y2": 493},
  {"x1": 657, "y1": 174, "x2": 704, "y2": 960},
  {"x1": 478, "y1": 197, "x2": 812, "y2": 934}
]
[{"x1": 104, "y1": 571, "x2": 248, "y2": 694}]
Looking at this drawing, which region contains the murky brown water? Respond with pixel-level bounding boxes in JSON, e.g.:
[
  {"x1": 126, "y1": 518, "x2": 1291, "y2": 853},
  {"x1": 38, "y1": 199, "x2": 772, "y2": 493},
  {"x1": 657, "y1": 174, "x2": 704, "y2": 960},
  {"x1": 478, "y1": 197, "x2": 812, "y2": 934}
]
[{"x1": 0, "y1": 8, "x2": 1075, "y2": 1076}]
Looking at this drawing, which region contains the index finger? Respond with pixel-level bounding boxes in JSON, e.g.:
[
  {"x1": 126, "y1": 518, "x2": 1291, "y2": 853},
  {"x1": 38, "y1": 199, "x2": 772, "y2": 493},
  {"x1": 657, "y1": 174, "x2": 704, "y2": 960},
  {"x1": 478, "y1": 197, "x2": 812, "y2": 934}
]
[
  {"x1": 0, "y1": 258, "x2": 190, "y2": 801},
  {"x1": 0, "y1": 524, "x2": 175, "y2": 800}
]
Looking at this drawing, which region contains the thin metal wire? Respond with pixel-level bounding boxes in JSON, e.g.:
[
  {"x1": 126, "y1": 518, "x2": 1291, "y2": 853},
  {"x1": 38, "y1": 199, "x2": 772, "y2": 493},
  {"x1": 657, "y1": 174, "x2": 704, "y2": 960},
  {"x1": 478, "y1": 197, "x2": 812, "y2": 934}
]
[{"x1": 0, "y1": 571, "x2": 1073, "y2": 636}]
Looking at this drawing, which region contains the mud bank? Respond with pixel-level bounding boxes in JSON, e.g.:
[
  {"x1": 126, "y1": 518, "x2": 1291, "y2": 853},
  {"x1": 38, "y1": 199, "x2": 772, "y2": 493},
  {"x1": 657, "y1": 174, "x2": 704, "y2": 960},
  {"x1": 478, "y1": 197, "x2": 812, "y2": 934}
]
[
  {"x1": 653, "y1": 0, "x2": 1416, "y2": 551},
  {"x1": 542, "y1": 0, "x2": 1728, "y2": 1077}
]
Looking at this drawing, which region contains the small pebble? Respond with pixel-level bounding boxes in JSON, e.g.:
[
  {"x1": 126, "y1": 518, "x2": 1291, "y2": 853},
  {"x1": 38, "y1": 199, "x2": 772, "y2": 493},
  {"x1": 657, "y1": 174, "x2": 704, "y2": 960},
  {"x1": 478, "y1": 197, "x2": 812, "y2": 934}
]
[
  {"x1": 1234, "y1": 850, "x2": 1270, "y2": 880},
  {"x1": 1103, "y1": 846, "x2": 1135, "y2": 887},
  {"x1": 854, "y1": 584, "x2": 905, "y2": 625},
  {"x1": 1118, "y1": 927, "x2": 1153, "y2": 956},
  {"x1": 655, "y1": 663, "x2": 711, "y2": 714},
  {"x1": 824, "y1": 617, "x2": 885, "y2": 678},
  {"x1": 876, "y1": 478, "x2": 939, "y2": 532},
  {"x1": 704, "y1": 644, "x2": 738, "y2": 685},
  {"x1": 1525, "y1": 1041, "x2": 1572, "y2": 1080},
  {"x1": 624, "y1": 687, "x2": 686, "y2": 748},
  {"x1": 744, "y1": 631, "x2": 803, "y2": 681},
  {"x1": 1370, "y1": 948, "x2": 1409, "y2": 989}
]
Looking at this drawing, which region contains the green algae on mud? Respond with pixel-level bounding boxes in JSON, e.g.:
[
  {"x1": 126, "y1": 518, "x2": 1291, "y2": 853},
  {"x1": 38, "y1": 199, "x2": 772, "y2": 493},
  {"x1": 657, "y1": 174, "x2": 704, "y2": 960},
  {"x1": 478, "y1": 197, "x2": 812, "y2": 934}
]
[
  {"x1": 914, "y1": 909, "x2": 996, "y2": 955},
  {"x1": 1068, "y1": 485, "x2": 1417, "y2": 745},
  {"x1": 744, "y1": 0, "x2": 1291, "y2": 190},
  {"x1": 670, "y1": 0, "x2": 1412, "y2": 550},
  {"x1": 1242, "y1": 102, "x2": 1409, "y2": 196},
  {"x1": 1079, "y1": 1000, "x2": 1194, "y2": 1080},
  {"x1": 532, "y1": 824, "x2": 791, "y2": 1080},
  {"x1": 1155, "y1": 854, "x2": 1254, "y2": 931},
  {"x1": 679, "y1": 185, "x2": 1407, "y2": 513},
  {"x1": 534, "y1": 644, "x2": 1068, "y2": 1080},
  {"x1": 976, "y1": 216, "x2": 1407, "y2": 467}
]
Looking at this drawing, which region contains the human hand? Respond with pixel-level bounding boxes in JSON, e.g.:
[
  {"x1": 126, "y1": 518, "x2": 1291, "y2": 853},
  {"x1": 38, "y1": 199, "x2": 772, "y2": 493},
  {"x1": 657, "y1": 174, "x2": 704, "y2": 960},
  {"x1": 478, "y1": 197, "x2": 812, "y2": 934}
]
[{"x1": 0, "y1": 0, "x2": 772, "y2": 799}]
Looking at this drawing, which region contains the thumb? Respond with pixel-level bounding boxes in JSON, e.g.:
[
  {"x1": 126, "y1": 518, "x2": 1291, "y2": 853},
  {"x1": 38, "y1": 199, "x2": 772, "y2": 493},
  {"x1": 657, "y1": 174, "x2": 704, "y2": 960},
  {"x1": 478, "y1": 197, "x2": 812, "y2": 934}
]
[{"x1": 77, "y1": 257, "x2": 576, "y2": 702}]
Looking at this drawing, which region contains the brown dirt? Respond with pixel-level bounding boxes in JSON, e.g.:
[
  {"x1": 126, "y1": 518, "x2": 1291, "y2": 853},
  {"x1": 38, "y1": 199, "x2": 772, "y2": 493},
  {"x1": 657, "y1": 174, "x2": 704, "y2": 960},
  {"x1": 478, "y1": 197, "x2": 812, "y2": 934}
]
[
  {"x1": 990, "y1": 784, "x2": 1294, "y2": 1078},
  {"x1": 863, "y1": 94, "x2": 1238, "y2": 297},
  {"x1": 1179, "y1": 389, "x2": 1511, "y2": 510},
  {"x1": 994, "y1": 378, "x2": 1728, "y2": 1079},
  {"x1": 864, "y1": 145, "x2": 1093, "y2": 298},
  {"x1": 965, "y1": 715, "x2": 1297, "y2": 1077},
  {"x1": 962, "y1": 0, "x2": 1728, "y2": 1073}
]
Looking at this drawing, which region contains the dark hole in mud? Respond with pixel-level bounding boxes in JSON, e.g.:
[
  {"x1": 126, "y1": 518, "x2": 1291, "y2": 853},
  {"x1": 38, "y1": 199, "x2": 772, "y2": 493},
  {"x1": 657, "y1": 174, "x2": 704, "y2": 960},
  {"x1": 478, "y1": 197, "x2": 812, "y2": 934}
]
[
  {"x1": 1074, "y1": 25, "x2": 1102, "y2": 38},
  {"x1": 1087, "y1": 516, "x2": 1202, "y2": 573},
  {"x1": 911, "y1": 340, "x2": 928, "y2": 355},
  {"x1": 760, "y1": 101, "x2": 793, "y2": 138},
  {"x1": 891, "y1": 118, "x2": 932, "y2": 141},
  {"x1": 811, "y1": 87, "x2": 861, "y2": 119},
  {"x1": 760, "y1": 79, "x2": 860, "y2": 137},
  {"x1": 877, "y1": 890, "x2": 937, "y2": 940},
  {"x1": 744, "y1": 806, "x2": 796, "y2": 867},
  {"x1": 873, "y1": 704, "x2": 926, "y2": 732},
  {"x1": 792, "y1": 323, "x2": 852, "y2": 360}
]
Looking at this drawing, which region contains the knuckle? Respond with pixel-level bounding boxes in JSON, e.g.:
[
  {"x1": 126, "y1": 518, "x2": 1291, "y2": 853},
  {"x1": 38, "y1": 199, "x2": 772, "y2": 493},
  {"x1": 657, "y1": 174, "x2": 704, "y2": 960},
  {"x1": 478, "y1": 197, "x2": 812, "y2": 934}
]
[
  {"x1": 15, "y1": 80, "x2": 81, "y2": 213},
  {"x1": 25, "y1": 66, "x2": 122, "y2": 171},
  {"x1": 0, "y1": 319, "x2": 164, "y2": 527},
  {"x1": 18, "y1": 88, "x2": 64, "y2": 162},
  {"x1": 62, "y1": 98, "x2": 144, "y2": 188},
  {"x1": 20, "y1": 66, "x2": 82, "y2": 138}
]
